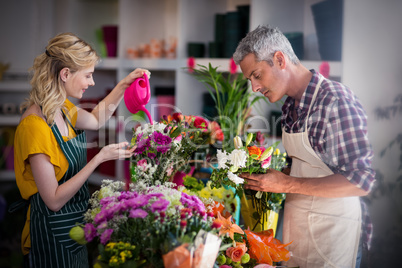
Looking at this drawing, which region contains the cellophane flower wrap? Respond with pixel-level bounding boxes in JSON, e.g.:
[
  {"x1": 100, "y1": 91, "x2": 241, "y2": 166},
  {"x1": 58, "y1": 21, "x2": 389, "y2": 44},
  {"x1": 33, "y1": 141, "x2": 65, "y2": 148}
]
[
  {"x1": 77, "y1": 180, "x2": 223, "y2": 268},
  {"x1": 129, "y1": 113, "x2": 223, "y2": 186},
  {"x1": 210, "y1": 133, "x2": 287, "y2": 230}
]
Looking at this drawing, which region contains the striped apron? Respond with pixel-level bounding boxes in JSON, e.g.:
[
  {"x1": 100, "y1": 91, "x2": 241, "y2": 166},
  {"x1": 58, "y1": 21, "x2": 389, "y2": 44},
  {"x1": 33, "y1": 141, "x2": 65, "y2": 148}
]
[{"x1": 29, "y1": 113, "x2": 90, "y2": 267}]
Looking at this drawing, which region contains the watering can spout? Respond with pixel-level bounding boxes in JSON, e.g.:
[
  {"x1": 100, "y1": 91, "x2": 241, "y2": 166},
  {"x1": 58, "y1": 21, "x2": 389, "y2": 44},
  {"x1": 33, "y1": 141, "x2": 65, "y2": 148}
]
[{"x1": 124, "y1": 73, "x2": 153, "y2": 124}]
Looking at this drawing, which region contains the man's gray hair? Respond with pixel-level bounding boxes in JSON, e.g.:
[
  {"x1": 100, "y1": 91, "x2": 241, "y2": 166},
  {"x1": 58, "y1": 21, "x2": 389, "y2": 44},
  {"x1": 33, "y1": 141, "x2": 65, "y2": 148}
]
[{"x1": 233, "y1": 25, "x2": 300, "y2": 66}]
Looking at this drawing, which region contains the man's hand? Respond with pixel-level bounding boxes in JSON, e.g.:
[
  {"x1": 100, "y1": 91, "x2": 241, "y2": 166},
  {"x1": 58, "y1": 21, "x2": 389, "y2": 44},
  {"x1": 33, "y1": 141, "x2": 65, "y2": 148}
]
[{"x1": 240, "y1": 169, "x2": 288, "y2": 193}]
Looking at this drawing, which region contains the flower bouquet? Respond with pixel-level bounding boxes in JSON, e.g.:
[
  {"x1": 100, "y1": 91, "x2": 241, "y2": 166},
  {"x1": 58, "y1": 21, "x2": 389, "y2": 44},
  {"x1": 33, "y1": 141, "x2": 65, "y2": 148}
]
[
  {"x1": 213, "y1": 211, "x2": 292, "y2": 268},
  {"x1": 129, "y1": 113, "x2": 223, "y2": 187},
  {"x1": 210, "y1": 133, "x2": 287, "y2": 233},
  {"x1": 71, "y1": 180, "x2": 223, "y2": 268}
]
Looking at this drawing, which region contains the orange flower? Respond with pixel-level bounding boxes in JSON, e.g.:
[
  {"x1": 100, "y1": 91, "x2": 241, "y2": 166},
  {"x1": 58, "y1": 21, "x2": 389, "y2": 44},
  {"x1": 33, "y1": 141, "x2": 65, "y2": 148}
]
[
  {"x1": 244, "y1": 229, "x2": 292, "y2": 265},
  {"x1": 215, "y1": 212, "x2": 244, "y2": 240},
  {"x1": 226, "y1": 242, "x2": 247, "y2": 262},
  {"x1": 247, "y1": 146, "x2": 262, "y2": 159}
]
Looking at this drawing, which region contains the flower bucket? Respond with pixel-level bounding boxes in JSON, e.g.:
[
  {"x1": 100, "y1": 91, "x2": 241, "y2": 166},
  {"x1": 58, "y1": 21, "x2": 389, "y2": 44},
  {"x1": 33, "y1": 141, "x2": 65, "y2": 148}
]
[{"x1": 240, "y1": 194, "x2": 279, "y2": 235}]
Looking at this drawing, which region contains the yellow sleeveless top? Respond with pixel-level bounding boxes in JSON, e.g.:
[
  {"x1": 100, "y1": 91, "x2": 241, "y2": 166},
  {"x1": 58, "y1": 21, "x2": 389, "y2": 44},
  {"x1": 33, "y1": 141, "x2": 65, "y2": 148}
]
[{"x1": 14, "y1": 99, "x2": 79, "y2": 254}]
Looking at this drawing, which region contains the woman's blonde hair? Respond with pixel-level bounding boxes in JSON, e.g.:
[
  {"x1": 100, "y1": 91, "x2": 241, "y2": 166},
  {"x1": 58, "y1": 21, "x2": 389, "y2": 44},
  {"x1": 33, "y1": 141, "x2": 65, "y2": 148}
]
[{"x1": 23, "y1": 32, "x2": 100, "y2": 124}]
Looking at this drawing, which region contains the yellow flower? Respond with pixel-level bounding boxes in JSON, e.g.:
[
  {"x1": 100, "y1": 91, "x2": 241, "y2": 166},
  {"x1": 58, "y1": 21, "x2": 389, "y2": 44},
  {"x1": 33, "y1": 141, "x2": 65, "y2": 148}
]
[
  {"x1": 212, "y1": 188, "x2": 224, "y2": 200},
  {"x1": 120, "y1": 251, "x2": 126, "y2": 262},
  {"x1": 109, "y1": 256, "x2": 119, "y2": 265},
  {"x1": 199, "y1": 188, "x2": 212, "y2": 199},
  {"x1": 106, "y1": 242, "x2": 116, "y2": 249}
]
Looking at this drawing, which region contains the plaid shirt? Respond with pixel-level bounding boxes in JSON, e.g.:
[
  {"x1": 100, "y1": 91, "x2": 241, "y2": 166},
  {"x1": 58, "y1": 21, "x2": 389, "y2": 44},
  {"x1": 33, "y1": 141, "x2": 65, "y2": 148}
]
[{"x1": 282, "y1": 70, "x2": 375, "y2": 249}]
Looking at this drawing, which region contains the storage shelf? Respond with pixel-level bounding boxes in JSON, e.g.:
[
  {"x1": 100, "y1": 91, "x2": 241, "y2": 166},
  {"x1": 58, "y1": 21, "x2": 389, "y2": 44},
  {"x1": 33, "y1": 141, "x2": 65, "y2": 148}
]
[
  {"x1": 122, "y1": 58, "x2": 185, "y2": 71},
  {"x1": 0, "y1": 80, "x2": 31, "y2": 92},
  {"x1": 0, "y1": 115, "x2": 20, "y2": 126},
  {"x1": 302, "y1": 61, "x2": 342, "y2": 77},
  {"x1": 96, "y1": 58, "x2": 119, "y2": 70},
  {"x1": 0, "y1": 170, "x2": 15, "y2": 182},
  {"x1": 88, "y1": 172, "x2": 119, "y2": 186}
]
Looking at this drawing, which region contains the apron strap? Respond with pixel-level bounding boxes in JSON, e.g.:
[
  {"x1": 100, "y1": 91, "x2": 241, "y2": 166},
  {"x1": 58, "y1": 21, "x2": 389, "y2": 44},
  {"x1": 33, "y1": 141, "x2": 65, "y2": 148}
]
[{"x1": 306, "y1": 75, "x2": 324, "y2": 121}]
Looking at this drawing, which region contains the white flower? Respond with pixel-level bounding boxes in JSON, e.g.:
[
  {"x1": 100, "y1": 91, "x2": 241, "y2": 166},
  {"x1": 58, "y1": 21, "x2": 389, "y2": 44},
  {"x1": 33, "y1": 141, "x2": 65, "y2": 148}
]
[
  {"x1": 154, "y1": 122, "x2": 167, "y2": 133},
  {"x1": 233, "y1": 136, "x2": 243, "y2": 149},
  {"x1": 229, "y1": 149, "x2": 248, "y2": 168},
  {"x1": 217, "y1": 149, "x2": 230, "y2": 169},
  {"x1": 227, "y1": 172, "x2": 244, "y2": 185},
  {"x1": 134, "y1": 122, "x2": 167, "y2": 136}
]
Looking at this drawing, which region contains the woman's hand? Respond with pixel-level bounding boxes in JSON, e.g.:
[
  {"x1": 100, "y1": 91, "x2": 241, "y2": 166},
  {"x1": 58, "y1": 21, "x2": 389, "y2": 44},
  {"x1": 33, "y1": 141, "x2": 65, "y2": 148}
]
[
  {"x1": 120, "y1": 68, "x2": 151, "y2": 89},
  {"x1": 96, "y1": 142, "x2": 136, "y2": 163}
]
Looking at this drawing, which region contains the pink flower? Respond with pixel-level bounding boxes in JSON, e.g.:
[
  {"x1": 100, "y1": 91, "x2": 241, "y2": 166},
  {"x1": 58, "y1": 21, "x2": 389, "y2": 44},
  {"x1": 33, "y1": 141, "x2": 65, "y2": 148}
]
[
  {"x1": 256, "y1": 131, "x2": 265, "y2": 145},
  {"x1": 174, "y1": 134, "x2": 183, "y2": 143},
  {"x1": 137, "y1": 159, "x2": 148, "y2": 170},
  {"x1": 100, "y1": 228, "x2": 113, "y2": 245},
  {"x1": 129, "y1": 208, "x2": 148, "y2": 218},
  {"x1": 193, "y1": 116, "x2": 208, "y2": 130},
  {"x1": 84, "y1": 223, "x2": 97, "y2": 242},
  {"x1": 229, "y1": 58, "x2": 238, "y2": 74},
  {"x1": 319, "y1": 61, "x2": 330, "y2": 78},
  {"x1": 208, "y1": 121, "x2": 224, "y2": 142},
  {"x1": 187, "y1": 57, "x2": 195, "y2": 73},
  {"x1": 226, "y1": 242, "x2": 247, "y2": 262},
  {"x1": 261, "y1": 155, "x2": 272, "y2": 169},
  {"x1": 172, "y1": 171, "x2": 186, "y2": 188}
]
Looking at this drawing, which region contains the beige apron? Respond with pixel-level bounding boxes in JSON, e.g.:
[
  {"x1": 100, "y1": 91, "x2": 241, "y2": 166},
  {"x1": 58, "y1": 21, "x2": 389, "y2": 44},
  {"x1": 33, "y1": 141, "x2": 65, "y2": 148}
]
[{"x1": 282, "y1": 75, "x2": 361, "y2": 268}]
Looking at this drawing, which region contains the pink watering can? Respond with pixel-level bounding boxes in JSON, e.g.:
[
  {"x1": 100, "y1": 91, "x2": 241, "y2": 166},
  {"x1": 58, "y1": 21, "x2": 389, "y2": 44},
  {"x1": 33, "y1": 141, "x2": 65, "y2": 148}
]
[{"x1": 124, "y1": 73, "x2": 153, "y2": 124}]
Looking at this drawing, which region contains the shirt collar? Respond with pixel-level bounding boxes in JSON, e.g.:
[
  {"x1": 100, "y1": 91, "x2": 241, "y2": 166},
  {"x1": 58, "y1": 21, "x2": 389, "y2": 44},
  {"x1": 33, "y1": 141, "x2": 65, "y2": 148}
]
[{"x1": 297, "y1": 69, "x2": 321, "y2": 112}]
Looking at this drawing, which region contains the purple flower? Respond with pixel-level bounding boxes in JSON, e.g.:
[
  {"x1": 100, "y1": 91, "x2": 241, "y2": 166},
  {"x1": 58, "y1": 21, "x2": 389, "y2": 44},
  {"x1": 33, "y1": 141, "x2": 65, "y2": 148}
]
[
  {"x1": 94, "y1": 210, "x2": 109, "y2": 224},
  {"x1": 100, "y1": 228, "x2": 114, "y2": 245},
  {"x1": 118, "y1": 191, "x2": 138, "y2": 201},
  {"x1": 147, "y1": 152, "x2": 156, "y2": 159},
  {"x1": 134, "y1": 137, "x2": 151, "y2": 155},
  {"x1": 180, "y1": 192, "x2": 206, "y2": 214},
  {"x1": 97, "y1": 221, "x2": 108, "y2": 230},
  {"x1": 150, "y1": 199, "x2": 170, "y2": 213},
  {"x1": 107, "y1": 203, "x2": 123, "y2": 215},
  {"x1": 100, "y1": 196, "x2": 116, "y2": 206},
  {"x1": 126, "y1": 195, "x2": 149, "y2": 208},
  {"x1": 152, "y1": 131, "x2": 172, "y2": 145},
  {"x1": 156, "y1": 146, "x2": 171, "y2": 153},
  {"x1": 129, "y1": 208, "x2": 148, "y2": 218},
  {"x1": 84, "y1": 223, "x2": 97, "y2": 242}
]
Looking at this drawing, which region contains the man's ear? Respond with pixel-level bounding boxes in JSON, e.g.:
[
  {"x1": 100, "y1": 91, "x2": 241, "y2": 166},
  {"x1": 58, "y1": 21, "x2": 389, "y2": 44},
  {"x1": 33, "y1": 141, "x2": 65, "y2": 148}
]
[
  {"x1": 60, "y1": 67, "x2": 69, "y2": 82},
  {"x1": 273, "y1": 51, "x2": 286, "y2": 69}
]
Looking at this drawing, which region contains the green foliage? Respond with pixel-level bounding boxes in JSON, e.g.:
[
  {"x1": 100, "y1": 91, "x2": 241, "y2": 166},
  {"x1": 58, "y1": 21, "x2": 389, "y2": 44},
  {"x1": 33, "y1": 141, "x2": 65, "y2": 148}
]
[{"x1": 189, "y1": 63, "x2": 269, "y2": 149}]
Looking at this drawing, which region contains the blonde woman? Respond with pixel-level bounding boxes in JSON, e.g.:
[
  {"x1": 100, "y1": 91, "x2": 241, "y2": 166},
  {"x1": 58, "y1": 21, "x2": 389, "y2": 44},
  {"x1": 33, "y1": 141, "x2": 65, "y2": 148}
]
[{"x1": 12, "y1": 32, "x2": 149, "y2": 267}]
